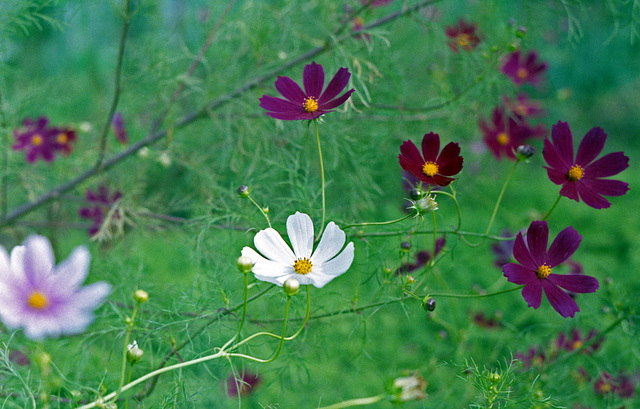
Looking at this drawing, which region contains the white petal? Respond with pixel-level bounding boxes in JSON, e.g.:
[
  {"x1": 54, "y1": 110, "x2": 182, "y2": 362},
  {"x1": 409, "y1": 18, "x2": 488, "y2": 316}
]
[
  {"x1": 22, "y1": 235, "x2": 55, "y2": 284},
  {"x1": 0, "y1": 245, "x2": 10, "y2": 277},
  {"x1": 287, "y1": 212, "x2": 314, "y2": 258},
  {"x1": 316, "y1": 242, "x2": 354, "y2": 278},
  {"x1": 254, "y1": 228, "x2": 296, "y2": 264},
  {"x1": 54, "y1": 246, "x2": 90, "y2": 291},
  {"x1": 242, "y1": 247, "x2": 293, "y2": 286},
  {"x1": 9, "y1": 245, "x2": 27, "y2": 282},
  {"x1": 311, "y1": 222, "x2": 346, "y2": 265}
]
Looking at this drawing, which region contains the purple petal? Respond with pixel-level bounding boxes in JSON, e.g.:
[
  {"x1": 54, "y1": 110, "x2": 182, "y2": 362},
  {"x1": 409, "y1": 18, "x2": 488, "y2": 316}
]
[
  {"x1": 259, "y1": 95, "x2": 303, "y2": 113},
  {"x1": 544, "y1": 166, "x2": 568, "y2": 186},
  {"x1": 421, "y1": 133, "x2": 441, "y2": 162},
  {"x1": 303, "y1": 62, "x2": 324, "y2": 98},
  {"x1": 522, "y1": 280, "x2": 542, "y2": 309},
  {"x1": 547, "y1": 274, "x2": 599, "y2": 294},
  {"x1": 274, "y1": 76, "x2": 306, "y2": 103},
  {"x1": 542, "y1": 138, "x2": 570, "y2": 173},
  {"x1": 503, "y1": 263, "x2": 535, "y2": 285},
  {"x1": 541, "y1": 279, "x2": 580, "y2": 318},
  {"x1": 550, "y1": 122, "x2": 575, "y2": 165},
  {"x1": 559, "y1": 181, "x2": 580, "y2": 202},
  {"x1": 545, "y1": 226, "x2": 581, "y2": 268},
  {"x1": 399, "y1": 140, "x2": 425, "y2": 168},
  {"x1": 23, "y1": 235, "x2": 55, "y2": 285},
  {"x1": 512, "y1": 232, "x2": 536, "y2": 269},
  {"x1": 318, "y1": 89, "x2": 354, "y2": 111},
  {"x1": 582, "y1": 178, "x2": 629, "y2": 197},
  {"x1": 575, "y1": 127, "x2": 606, "y2": 166},
  {"x1": 318, "y1": 67, "x2": 351, "y2": 105},
  {"x1": 584, "y1": 152, "x2": 629, "y2": 178},
  {"x1": 576, "y1": 183, "x2": 613, "y2": 209},
  {"x1": 266, "y1": 111, "x2": 318, "y2": 121},
  {"x1": 526, "y1": 221, "x2": 548, "y2": 267}
]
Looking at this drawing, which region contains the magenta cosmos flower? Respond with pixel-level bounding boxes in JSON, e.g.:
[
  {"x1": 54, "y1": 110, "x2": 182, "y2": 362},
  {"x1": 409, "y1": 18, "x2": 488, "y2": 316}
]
[
  {"x1": 501, "y1": 50, "x2": 547, "y2": 86},
  {"x1": 543, "y1": 121, "x2": 629, "y2": 209},
  {"x1": 479, "y1": 106, "x2": 545, "y2": 160},
  {"x1": 398, "y1": 132, "x2": 463, "y2": 187},
  {"x1": 259, "y1": 61, "x2": 354, "y2": 120},
  {"x1": 79, "y1": 185, "x2": 123, "y2": 236},
  {"x1": 0, "y1": 235, "x2": 111, "y2": 339},
  {"x1": 445, "y1": 19, "x2": 481, "y2": 52},
  {"x1": 12, "y1": 117, "x2": 58, "y2": 163},
  {"x1": 503, "y1": 221, "x2": 599, "y2": 318}
]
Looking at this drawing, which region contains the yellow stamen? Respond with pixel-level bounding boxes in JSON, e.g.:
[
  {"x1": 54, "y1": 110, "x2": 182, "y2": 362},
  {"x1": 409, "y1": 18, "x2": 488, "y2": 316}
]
[
  {"x1": 31, "y1": 134, "x2": 43, "y2": 146},
  {"x1": 57, "y1": 132, "x2": 68, "y2": 144},
  {"x1": 303, "y1": 97, "x2": 318, "y2": 113},
  {"x1": 293, "y1": 257, "x2": 313, "y2": 275},
  {"x1": 567, "y1": 165, "x2": 584, "y2": 181},
  {"x1": 517, "y1": 67, "x2": 528, "y2": 79},
  {"x1": 422, "y1": 161, "x2": 439, "y2": 177},
  {"x1": 571, "y1": 340, "x2": 583, "y2": 350},
  {"x1": 457, "y1": 33, "x2": 471, "y2": 47},
  {"x1": 536, "y1": 264, "x2": 551, "y2": 279},
  {"x1": 28, "y1": 291, "x2": 48, "y2": 310},
  {"x1": 496, "y1": 132, "x2": 509, "y2": 146}
]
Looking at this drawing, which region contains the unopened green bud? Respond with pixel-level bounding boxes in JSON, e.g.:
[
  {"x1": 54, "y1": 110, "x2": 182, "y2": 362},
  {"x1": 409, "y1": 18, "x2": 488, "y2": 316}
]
[
  {"x1": 127, "y1": 341, "x2": 144, "y2": 365},
  {"x1": 423, "y1": 297, "x2": 436, "y2": 312},
  {"x1": 262, "y1": 206, "x2": 269, "y2": 214},
  {"x1": 406, "y1": 275, "x2": 415, "y2": 284},
  {"x1": 237, "y1": 256, "x2": 254, "y2": 273},
  {"x1": 400, "y1": 241, "x2": 411, "y2": 253},
  {"x1": 384, "y1": 267, "x2": 392, "y2": 275},
  {"x1": 283, "y1": 278, "x2": 300, "y2": 296},
  {"x1": 409, "y1": 188, "x2": 424, "y2": 201},
  {"x1": 134, "y1": 289, "x2": 149, "y2": 303},
  {"x1": 516, "y1": 145, "x2": 535, "y2": 161},
  {"x1": 237, "y1": 185, "x2": 251, "y2": 198},
  {"x1": 488, "y1": 372, "x2": 501, "y2": 383}
]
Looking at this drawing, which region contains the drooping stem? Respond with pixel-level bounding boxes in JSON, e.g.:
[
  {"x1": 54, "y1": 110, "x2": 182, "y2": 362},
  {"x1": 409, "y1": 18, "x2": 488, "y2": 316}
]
[
  {"x1": 484, "y1": 160, "x2": 519, "y2": 236},
  {"x1": 342, "y1": 213, "x2": 412, "y2": 229},
  {"x1": 314, "y1": 119, "x2": 326, "y2": 239},
  {"x1": 542, "y1": 194, "x2": 562, "y2": 221},
  {"x1": 247, "y1": 194, "x2": 271, "y2": 228},
  {"x1": 317, "y1": 394, "x2": 386, "y2": 409}
]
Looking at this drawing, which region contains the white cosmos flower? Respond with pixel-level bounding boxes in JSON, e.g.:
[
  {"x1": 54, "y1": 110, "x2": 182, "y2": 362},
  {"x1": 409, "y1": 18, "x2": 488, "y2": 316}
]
[{"x1": 241, "y1": 212, "x2": 354, "y2": 288}]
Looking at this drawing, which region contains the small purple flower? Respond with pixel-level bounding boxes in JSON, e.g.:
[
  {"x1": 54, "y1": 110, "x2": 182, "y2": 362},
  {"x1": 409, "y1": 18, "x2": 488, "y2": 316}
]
[
  {"x1": 395, "y1": 237, "x2": 445, "y2": 275},
  {"x1": 556, "y1": 328, "x2": 602, "y2": 354},
  {"x1": 593, "y1": 371, "x2": 615, "y2": 395},
  {"x1": 479, "y1": 106, "x2": 545, "y2": 160},
  {"x1": 259, "y1": 61, "x2": 354, "y2": 121},
  {"x1": 51, "y1": 126, "x2": 77, "y2": 156},
  {"x1": 225, "y1": 371, "x2": 261, "y2": 397},
  {"x1": 501, "y1": 50, "x2": 547, "y2": 86},
  {"x1": 399, "y1": 132, "x2": 464, "y2": 187},
  {"x1": 79, "y1": 186, "x2": 123, "y2": 236},
  {"x1": 503, "y1": 221, "x2": 599, "y2": 318},
  {"x1": 543, "y1": 121, "x2": 630, "y2": 209},
  {"x1": 515, "y1": 346, "x2": 546, "y2": 369},
  {"x1": 0, "y1": 235, "x2": 111, "y2": 339},
  {"x1": 12, "y1": 117, "x2": 57, "y2": 163},
  {"x1": 112, "y1": 112, "x2": 128, "y2": 144},
  {"x1": 445, "y1": 19, "x2": 481, "y2": 52},
  {"x1": 471, "y1": 311, "x2": 502, "y2": 329},
  {"x1": 503, "y1": 93, "x2": 544, "y2": 118}
]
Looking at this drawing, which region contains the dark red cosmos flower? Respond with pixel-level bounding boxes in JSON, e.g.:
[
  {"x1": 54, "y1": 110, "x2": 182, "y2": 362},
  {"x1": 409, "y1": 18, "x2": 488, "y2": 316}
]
[
  {"x1": 479, "y1": 106, "x2": 545, "y2": 160},
  {"x1": 503, "y1": 221, "x2": 599, "y2": 318},
  {"x1": 445, "y1": 19, "x2": 481, "y2": 52},
  {"x1": 259, "y1": 62, "x2": 354, "y2": 121},
  {"x1": 79, "y1": 185, "x2": 123, "y2": 236},
  {"x1": 398, "y1": 132, "x2": 463, "y2": 187},
  {"x1": 12, "y1": 117, "x2": 57, "y2": 163},
  {"x1": 543, "y1": 121, "x2": 630, "y2": 209},
  {"x1": 501, "y1": 50, "x2": 547, "y2": 86}
]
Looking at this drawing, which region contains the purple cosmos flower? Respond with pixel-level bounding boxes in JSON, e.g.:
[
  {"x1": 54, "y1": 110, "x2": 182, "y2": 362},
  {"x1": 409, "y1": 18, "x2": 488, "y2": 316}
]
[
  {"x1": 112, "y1": 112, "x2": 128, "y2": 144},
  {"x1": 503, "y1": 93, "x2": 543, "y2": 118},
  {"x1": 515, "y1": 346, "x2": 546, "y2": 369},
  {"x1": 395, "y1": 237, "x2": 445, "y2": 275},
  {"x1": 399, "y1": 132, "x2": 464, "y2": 187},
  {"x1": 259, "y1": 61, "x2": 354, "y2": 120},
  {"x1": 556, "y1": 328, "x2": 602, "y2": 354},
  {"x1": 50, "y1": 126, "x2": 77, "y2": 156},
  {"x1": 471, "y1": 311, "x2": 502, "y2": 329},
  {"x1": 445, "y1": 19, "x2": 481, "y2": 52},
  {"x1": 543, "y1": 121, "x2": 630, "y2": 209},
  {"x1": 593, "y1": 371, "x2": 615, "y2": 395},
  {"x1": 0, "y1": 235, "x2": 111, "y2": 339},
  {"x1": 479, "y1": 106, "x2": 546, "y2": 160},
  {"x1": 225, "y1": 371, "x2": 262, "y2": 397},
  {"x1": 503, "y1": 221, "x2": 599, "y2": 318},
  {"x1": 12, "y1": 117, "x2": 57, "y2": 163},
  {"x1": 79, "y1": 186, "x2": 123, "y2": 236},
  {"x1": 501, "y1": 50, "x2": 547, "y2": 86}
]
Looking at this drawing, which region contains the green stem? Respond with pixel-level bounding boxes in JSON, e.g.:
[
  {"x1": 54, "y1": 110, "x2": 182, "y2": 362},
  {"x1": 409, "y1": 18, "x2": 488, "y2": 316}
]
[
  {"x1": 317, "y1": 394, "x2": 386, "y2": 409},
  {"x1": 427, "y1": 285, "x2": 524, "y2": 299},
  {"x1": 484, "y1": 160, "x2": 519, "y2": 236},
  {"x1": 247, "y1": 194, "x2": 271, "y2": 228},
  {"x1": 342, "y1": 213, "x2": 412, "y2": 229},
  {"x1": 220, "y1": 271, "x2": 250, "y2": 351},
  {"x1": 114, "y1": 301, "x2": 140, "y2": 402},
  {"x1": 542, "y1": 194, "x2": 562, "y2": 221},
  {"x1": 314, "y1": 119, "x2": 326, "y2": 239}
]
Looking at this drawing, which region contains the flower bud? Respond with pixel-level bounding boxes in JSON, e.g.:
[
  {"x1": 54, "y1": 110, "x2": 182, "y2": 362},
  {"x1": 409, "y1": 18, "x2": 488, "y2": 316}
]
[
  {"x1": 516, "y1": 145, "x2": 535, "y2": 161},
  {"x1": 384, "y1": 267, "x2": 392, "y2": 275},
  {"x1": 423, "y1": 297, "x2": 436, "y2": 312},
  {"x1": 400, "y1": 241, "x2": 411, "y2": 253},
  {"x1": 127, "y1": 341, "x2": 144, "y2": 365},
  {"x1": 390, "y1": 371, "x2": 427, "y2": 402},
  {"x1": 237, "y1": 256, "x2": 254, "y2": 273},
  {"x1": 262, "y1": 206, "x2": 269, "y2": 214},
  {"x1": 283, "y1": 278, "x2": 300, "y2": 296},
  {"x1": 406, "y1": 275, "x2": 415, "y2": 284},
  {"x1": 409, "y1": 194, "x2": 438, "y2": 216},
  {"x1": 237, "y1": 185, "x2": 250, "y2": 198},
  {"x1": 133, "y1": 289, "x2": 149, "y2": 303},
  {"x1": 488, "y1": 372, "x2": 501, "y2": 383},
  {"x1": 409, "y1": 188, "x2": 424, "y2": 201}
]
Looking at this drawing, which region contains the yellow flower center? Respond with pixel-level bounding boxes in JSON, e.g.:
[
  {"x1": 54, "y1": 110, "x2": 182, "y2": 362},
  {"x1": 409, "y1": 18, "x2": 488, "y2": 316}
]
[
  {"x1": 496, "y1": 132, "x2": 509, "y2": 146},
  {"x1": 599, "y1": 383, "x2": 612, "y2": 393},
  {"x1": 517, "y1": 67, "x2": 529, "y2": 79},
  {"x1": 571, "y1": 340, "x2": 583, "y2": 350},
  {"x1": 303, "y1": 97, "x2": 318, "y2": 113},
  {"x1": 567, "y1": 165, "x2": 584, "y2": 181},
  {"x1": 28, "y1": 291, "x2": 49, "y2": 310},
  {"x1": 57, "y1": 132, "x2": 68, "y2": 144},
  {"x1": 293, "y1": 257, "x2": 313, "y2": 275},
  {"x1": 422, "y1": 161, "x2": 439, "y2": 177},
  {"x1": 515, "y1": 104, "x2": 527, "y2": 117},
  {"x1": 536, "y1": 264, "x2": 551, "y2": 279},
  {"x1": 457, "y1": 33, "x2": 471, "y2": 47},
  {"x1": 31, "y1": 134, "x2": 43, "y2": 146}
]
